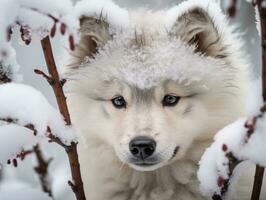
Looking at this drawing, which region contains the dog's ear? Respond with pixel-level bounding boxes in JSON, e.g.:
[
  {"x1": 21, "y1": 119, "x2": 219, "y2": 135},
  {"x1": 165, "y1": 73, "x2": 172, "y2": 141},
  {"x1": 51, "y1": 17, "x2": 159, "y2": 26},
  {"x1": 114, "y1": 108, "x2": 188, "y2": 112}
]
[
  {"x1": 69, "y1": 16, "x2": 111, "y2": 67},
  {"x1": 167, "y1": 4, "x2": 229, "y2": 59}
]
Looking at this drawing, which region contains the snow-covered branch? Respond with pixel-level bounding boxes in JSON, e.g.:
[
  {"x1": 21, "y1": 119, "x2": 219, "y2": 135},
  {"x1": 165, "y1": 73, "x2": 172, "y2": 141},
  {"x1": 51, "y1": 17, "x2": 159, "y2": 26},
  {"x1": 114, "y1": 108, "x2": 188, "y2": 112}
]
[
  {"x1": 0, "y1": 0, "x2": 79, "y2": 84},
  {"x1": 198, "y1": 105, "x2": 266, "y2": 199},
  {"x1": 198, "y1": 1, "x2": 266, "y2": 199},
  {"x1": 0, "y1": 0, "x2": 88, "y2": 198}
]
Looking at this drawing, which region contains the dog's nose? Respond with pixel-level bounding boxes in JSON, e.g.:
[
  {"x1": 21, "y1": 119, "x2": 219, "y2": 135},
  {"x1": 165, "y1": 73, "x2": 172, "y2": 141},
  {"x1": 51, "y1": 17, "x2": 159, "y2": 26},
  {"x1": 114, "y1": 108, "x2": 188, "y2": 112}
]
[{"x1": 129, "y1": 136, "x2": 156, "y2": 159}]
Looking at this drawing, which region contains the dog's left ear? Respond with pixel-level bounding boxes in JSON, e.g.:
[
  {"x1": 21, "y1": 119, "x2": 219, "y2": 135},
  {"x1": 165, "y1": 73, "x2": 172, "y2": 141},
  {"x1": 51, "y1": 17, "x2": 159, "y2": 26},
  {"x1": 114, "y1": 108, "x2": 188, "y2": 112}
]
[
  {"x1": 166, "y1": 2, "x2": 229, "y2": 58},
  {"x1": 66, "y1": 0, "x2": 129, "y2": 69}
]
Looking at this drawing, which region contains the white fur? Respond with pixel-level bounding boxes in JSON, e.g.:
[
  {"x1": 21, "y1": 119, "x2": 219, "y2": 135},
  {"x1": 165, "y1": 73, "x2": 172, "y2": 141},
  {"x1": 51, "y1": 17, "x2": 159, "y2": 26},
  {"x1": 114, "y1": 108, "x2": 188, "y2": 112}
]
[{"x1": 63, "y1": 0, "x2": 264, "y2": 199}]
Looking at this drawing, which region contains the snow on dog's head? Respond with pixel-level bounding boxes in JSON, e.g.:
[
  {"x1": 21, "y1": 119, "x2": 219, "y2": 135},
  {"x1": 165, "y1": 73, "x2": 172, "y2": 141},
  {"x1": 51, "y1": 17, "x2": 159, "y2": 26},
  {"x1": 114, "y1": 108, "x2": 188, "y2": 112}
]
[{"x1": 64, "y1": 0, "x2": 248, "y2": 171}]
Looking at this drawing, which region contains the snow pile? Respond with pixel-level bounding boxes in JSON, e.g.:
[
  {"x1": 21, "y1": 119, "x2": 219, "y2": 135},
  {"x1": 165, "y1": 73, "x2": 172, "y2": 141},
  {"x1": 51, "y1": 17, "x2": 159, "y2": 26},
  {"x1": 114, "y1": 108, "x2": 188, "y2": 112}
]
[
  {"x1": 51, "y1": 163, "x2": 75, "y2": 200},
  {"x1": 0, "y1": 83, "x2": 76, "y2": 165},
  {"x1": 198, "y1": 79, "x2": 266, "y2": 197},
  {"x1": 74, "y1": 0, "x2": 129, "y2": 29},
  {"x1": 0, "y1": 179, "x2": 52, "y2": 200},
  {"x1": 0, "y1": 124, "x2": 39, "y2": 165},
  {"x1": 0, "y1": 48, "x2": 21, "y2": 82}
]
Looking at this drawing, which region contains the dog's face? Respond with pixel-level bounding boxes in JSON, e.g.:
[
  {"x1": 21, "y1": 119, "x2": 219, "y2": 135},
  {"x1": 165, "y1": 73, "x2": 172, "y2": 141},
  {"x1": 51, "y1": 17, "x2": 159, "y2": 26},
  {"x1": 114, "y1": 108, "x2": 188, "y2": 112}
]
[{"x1": 65, "y1": 2, "x2": 247, "y2": 172}]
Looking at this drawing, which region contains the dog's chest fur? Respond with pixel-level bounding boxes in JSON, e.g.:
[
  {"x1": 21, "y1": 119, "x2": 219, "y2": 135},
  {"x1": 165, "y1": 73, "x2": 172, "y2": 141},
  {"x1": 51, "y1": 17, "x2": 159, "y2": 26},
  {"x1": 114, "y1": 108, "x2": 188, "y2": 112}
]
[{"x1": 79, "y1": 143, "x2": 207, "y2": 200}]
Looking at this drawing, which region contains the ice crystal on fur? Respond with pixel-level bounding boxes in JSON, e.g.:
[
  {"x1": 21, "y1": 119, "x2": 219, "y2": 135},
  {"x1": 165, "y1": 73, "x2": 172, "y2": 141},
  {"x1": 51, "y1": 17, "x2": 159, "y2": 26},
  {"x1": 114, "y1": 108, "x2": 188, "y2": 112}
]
[{"x1": 74, "y1": 0, "x2": 129, "y2": 29}]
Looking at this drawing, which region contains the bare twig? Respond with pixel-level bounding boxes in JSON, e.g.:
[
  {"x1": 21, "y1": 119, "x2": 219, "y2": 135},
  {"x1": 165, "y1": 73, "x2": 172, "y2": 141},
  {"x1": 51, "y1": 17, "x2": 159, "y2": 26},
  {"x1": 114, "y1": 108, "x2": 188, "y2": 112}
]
[
  {"x1": 0, "y1": 73, "x2": 11, "y2": 84},
  {"x1": 0, "y1": 118, "x2": 37, "y2": 135},
  {"x1": 227, "y1": 0, "x2": 238, "y2": 18},
  {"x1": 33, "y1": 144, "x2": 53, "y2": 197},
  {"x1": 38, "y1": 36, "x2": 86, "y2": 200},
  {"x1": 0, "y1": 118, "x2": 53, "y2": 196},
  {"x1": 0, "y1": 117, "x2": 82, "y2": 198},
  {"x1": 251, "y1": 166, "x2": 265, "y2": 200},
  {"x1": 0, "y1": 64, "x2": 12, "y2": 84},
  {"x1": 39, "y1": 38, "x2": 71, "y2": 124}
]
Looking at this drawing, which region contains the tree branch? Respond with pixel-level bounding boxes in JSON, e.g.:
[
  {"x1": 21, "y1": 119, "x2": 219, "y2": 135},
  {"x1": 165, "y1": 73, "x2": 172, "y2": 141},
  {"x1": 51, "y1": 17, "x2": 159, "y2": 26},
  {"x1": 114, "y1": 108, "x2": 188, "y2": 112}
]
[
  {"x1": 250, "y1": 1, "x2": 266, "y2": 199},
  {"x1": 212, "y1": 1, "x2": 266, "y2": 199},
  {"x1": 0, "y1": 64, "x2": 12, "y2": 84},
  {"x1": 33, "y1": 144, "x2": 53, "y2": 197},
  {"x1": 0, "y1": 118, "x2": 53, "y2": 197},
  {"x1": 38, "y1": 36, "x2": 86, "y2": 200},
  {"x1": 227, "y1": 0, "x2": 238, "y2": 18}
]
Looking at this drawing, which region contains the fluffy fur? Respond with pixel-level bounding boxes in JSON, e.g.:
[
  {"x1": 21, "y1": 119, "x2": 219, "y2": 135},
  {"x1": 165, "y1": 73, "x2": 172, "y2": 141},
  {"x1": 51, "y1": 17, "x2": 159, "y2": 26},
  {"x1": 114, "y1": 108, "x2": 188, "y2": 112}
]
[{"x1": 63, "y1": 0, "x2": 262, "y2": 199}]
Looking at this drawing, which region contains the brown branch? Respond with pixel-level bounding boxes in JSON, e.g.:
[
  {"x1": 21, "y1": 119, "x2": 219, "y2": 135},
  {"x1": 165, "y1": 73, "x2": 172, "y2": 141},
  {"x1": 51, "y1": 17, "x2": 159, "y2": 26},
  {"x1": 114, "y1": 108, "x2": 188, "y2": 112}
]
[
  {"x1": 213, "y1": 1, "x2": 266, "y2": 199},
  {"x1": 212, "y1": 150, "x2": 242, "y2": 200},
  {"x1": 250, "y1": 1, "x2": 266, "y2": 200},
  {"x1": 212, "y1": 103, "x2": 266, "y2": 200},
  {"x1": 33, "y1": 144, "x2": 53, "y2": 197},
  {"x1": 0, "y1": 118, "x2": 37, "y2": 135},
  {"x1": 0, "y1": 64, "x2": 12, "y2": 84},
  {"x1": 227, "y1": 0, "x2": 238, "y2": 18},
  {"x1": 0, "y1": 118, "x2": 53, "y2": 197},
  {"x1": 0, "y1": 73, "x2": 11, "y2": 84},
  {"x1": 251, "y1": 166, "x2": 265, "y2": 200},
  {"x1": 40, "y1": 37, "x2": 71, "y2": 125},
  {"x1": 0, "y1": 117, "x2": 82, "y2": 198},
  {"x1": 39, "y1": 36, "x2": 86, "y2": 200}
]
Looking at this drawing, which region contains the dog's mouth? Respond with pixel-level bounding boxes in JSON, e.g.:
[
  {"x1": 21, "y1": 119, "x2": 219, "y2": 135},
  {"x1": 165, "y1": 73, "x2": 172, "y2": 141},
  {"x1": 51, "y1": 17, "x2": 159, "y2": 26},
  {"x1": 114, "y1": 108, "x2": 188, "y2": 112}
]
[
  {"x1": 128, "y1": 158, "x2": 162, "y2": 171},
  {"x1": 130, "y1": 160, "x2": 160, "y2": 167},
  {"x1": 129, "y1": 156, "x2": 160, "y2": 167},
  {"x1": 170, "y1": 146, "x2": 180, "y2": 160}
]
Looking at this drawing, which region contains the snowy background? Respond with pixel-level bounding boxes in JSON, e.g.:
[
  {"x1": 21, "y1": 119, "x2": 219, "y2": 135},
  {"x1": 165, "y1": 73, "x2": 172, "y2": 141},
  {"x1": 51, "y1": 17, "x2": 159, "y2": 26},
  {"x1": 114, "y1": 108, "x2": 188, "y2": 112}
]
[{"x1": 0, "y1": 0, "x2": 262, "y2": 200}]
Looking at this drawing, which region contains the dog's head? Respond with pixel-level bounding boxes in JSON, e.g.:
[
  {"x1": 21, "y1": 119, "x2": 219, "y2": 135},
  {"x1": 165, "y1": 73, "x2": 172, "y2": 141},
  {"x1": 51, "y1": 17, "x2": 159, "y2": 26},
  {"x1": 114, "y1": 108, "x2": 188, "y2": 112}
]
[{"x1": 65, "y1": 0, "x2": 248, "y2": 171}]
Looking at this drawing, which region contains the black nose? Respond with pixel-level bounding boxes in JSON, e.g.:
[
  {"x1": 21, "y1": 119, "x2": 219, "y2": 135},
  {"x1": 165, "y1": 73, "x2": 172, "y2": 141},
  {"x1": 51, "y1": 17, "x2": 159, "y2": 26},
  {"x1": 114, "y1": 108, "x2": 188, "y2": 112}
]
[{"x1": 129, "y1": 136, "x2": 156, "y2": 159}]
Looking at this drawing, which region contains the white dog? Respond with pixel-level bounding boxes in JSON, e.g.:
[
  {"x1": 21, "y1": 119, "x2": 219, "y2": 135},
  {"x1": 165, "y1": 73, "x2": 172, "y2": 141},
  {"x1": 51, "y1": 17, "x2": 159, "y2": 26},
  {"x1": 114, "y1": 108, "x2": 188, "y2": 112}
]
[{"x1": 63, "y1": 0, "x2": 261, "y2": 199}]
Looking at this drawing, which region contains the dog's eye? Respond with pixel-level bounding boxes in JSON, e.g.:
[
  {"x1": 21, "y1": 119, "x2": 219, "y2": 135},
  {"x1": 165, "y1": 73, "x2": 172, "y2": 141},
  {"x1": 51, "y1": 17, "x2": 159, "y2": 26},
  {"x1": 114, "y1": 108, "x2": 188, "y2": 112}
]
[
  {"x1": 162, "y1": 95, "x2": 180, "y2": 107},
  {"x1": 111, "y1": 96, "x2": 127, "y2": 109}
]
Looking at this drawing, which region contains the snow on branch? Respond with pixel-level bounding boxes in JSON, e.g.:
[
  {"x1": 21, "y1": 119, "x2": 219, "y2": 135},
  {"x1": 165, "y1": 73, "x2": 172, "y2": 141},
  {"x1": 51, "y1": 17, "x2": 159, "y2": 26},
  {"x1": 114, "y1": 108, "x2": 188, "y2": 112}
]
[
  {"x1": 198, "y1": 1, "x2": 266, "y2": 199},
  {"x1": 0, "y1": 83, "x2": 76, "y2": 164},
  {"x1": 0, "y1": 0, "x2": 94, "y2": 199},
  {"x1": 198, "y1": 109, "x2": 266, "y2": 199},
  {"x1": 0, "y1": 0, "x2": 79, "y2": 83}
]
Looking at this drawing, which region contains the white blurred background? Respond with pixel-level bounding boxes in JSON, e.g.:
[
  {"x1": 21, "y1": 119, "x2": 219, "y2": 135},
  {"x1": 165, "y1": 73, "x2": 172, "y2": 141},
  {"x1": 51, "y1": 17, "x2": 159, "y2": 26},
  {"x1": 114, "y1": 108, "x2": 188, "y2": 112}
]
[{"x1": 0, "y1": 0, "x2": 261, "y2": 199}]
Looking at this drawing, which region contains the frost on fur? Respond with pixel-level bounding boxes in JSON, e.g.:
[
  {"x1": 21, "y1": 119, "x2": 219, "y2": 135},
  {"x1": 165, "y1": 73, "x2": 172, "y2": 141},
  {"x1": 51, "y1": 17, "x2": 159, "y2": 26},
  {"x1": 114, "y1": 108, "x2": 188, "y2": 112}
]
[
  {"x1": 0, "y1": 0, "x2": 265, "y2": 200},
  {"x1": 66, "y1": 0, "x2": 247, "y2": 91}
]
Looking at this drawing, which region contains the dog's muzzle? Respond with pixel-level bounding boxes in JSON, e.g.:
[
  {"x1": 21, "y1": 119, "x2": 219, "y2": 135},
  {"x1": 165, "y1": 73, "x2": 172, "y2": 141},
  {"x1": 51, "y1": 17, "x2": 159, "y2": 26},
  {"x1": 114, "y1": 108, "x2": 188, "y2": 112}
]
[{"x1": 129, "y1": 136, "x2": 157, "y2": 166}]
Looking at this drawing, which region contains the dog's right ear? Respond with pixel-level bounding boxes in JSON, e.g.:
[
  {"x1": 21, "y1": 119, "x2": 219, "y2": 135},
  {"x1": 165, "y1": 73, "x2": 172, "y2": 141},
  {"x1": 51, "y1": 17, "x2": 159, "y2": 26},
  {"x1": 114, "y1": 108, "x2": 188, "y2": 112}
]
[
  {"x1": 69, "y1": 16, "x2": 111, "y2": 67},
  {"x1": 67, "y1": 0, "x2": 129, "y2": 68}
]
